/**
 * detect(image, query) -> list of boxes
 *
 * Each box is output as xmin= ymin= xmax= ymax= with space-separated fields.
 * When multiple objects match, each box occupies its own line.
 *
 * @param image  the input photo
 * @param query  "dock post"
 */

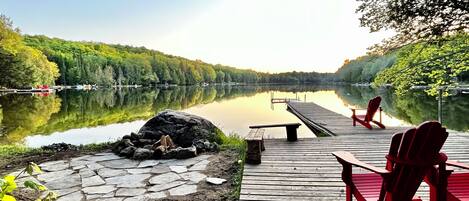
xmin=286 ymin=125 xmax=298 ymax=141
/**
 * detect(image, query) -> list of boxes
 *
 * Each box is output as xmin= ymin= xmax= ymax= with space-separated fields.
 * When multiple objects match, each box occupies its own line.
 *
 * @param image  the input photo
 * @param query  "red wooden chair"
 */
xmin=333 ymin=121 xmax=448 ymax=201
xmin=351 ymin=96 xmax=385 ymax=129
xmin=426 ymin=160 xmax=469 ymax=201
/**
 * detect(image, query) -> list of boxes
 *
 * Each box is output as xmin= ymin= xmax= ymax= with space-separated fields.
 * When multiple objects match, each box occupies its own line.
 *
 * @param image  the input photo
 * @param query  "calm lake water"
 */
xmin=1 ymin=85 xmax=468 ymax=147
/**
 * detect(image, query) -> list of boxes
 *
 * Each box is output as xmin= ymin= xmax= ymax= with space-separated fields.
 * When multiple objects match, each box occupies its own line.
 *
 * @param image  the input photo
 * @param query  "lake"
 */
xmin=1 ymin=85 xmax=468 ymax=147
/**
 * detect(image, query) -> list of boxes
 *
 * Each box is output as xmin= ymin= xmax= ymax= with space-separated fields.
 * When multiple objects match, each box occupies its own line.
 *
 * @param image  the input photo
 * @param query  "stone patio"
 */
xmin=9 ymin=152 xmax=213 ymax=201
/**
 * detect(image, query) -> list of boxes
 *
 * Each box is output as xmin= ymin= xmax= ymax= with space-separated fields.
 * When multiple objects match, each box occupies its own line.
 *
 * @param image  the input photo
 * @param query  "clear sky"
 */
xmin=1 ymin=0 xmax=394 ymax=73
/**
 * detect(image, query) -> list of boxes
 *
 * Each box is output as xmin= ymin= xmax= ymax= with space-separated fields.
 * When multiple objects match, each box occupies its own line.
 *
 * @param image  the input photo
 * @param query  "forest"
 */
xmin=0 ymin=15 xmax=334 ymax=88
xmin=335 ymin=33 xmax=469 ymax=95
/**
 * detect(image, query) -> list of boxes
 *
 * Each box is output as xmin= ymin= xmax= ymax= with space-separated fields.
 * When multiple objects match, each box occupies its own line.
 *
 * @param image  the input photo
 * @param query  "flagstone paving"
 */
xmin=8 ymin=153 xmax=213 ymax=200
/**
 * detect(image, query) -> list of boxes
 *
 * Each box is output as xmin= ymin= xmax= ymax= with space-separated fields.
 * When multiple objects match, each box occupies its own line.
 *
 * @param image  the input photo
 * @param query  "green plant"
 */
xmin=217 ymin=131 xmax=247 ymax=200
xmin=0 ymin=162 xmax=57 ymax=201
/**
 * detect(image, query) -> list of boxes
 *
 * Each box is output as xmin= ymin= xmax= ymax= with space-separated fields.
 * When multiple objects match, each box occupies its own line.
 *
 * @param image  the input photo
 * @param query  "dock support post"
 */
xmin=286 ymin=125 xmax=298 ymax=141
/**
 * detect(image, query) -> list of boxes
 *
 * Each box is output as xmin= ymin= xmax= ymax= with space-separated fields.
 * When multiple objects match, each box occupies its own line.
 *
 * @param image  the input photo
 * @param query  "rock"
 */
xmin=176 ymin=146 xmax=197 ymax=159
xmin=169 ymin=165 xmax=187 ymax=173
xmin=138 ymin=110 xmax=218 ymax=147
xmin=206 ymin=177 xmax=227 ymax=185
xmin=119 ymin=146 xmax=136 ymax=157
xmin=45 ymin=174 xmax=81 ymax=190
xmin=87 ymin=162 xmax=105 ymax=171
xmin=86 ymin=154 xmax=122 ymax=162
xmin=72 ymin=165 xmax=86 ymax=170
xmin=82 ymin=185 xmax=116 ymax=194
xmin=168 ymin=184 xmax=197 ymax=196
xmin=41 ymin=143 xmax=78 ymax=152
xmin=82 ymin=175 xmax=105 ymax=187
xmin=115 ymin=188 xmax=147 ymax=196
xmin=148 ymin=180 xmax=186 ymax=192
xmin=37 ymin=169 xmax=74 ymax=182
xmin=122 ymin=135 xmax=131 ymax=140
xmin=123 ymin=192 xmax=166 ymax=201
xmin=97 ymin=168 xmax=128 ymax=178
xmin=143 ymin=145 xmax=153 ymax=150
xmin=149 ymin=172 xmax=181 ymax=185
xmin=137 ymin=160 xmax=159 ymax=168
xmin=161 ymin=149 xmax=177 ymax=159
xmin=126 ymin=168 xmax=151 ymax=174
xmin=179 ymin=172 xmax=207 ymax=183
xmin=86 ymin=194 xmax=104 ymax=200
xmin=150 ymin=166 xmax=171 ymax=174
xmin=193 ymin=139 xmax=218 ymax=153
xmin=132 ymin=148 xmax=153 ymax=160
xmin=99 ymin=159 xmax=139 ymax=169
xmin=95 ymin=198 xmax=123 ymax=201
xmin=123 ymin=139 xmax=135 ymax=147
xmin=79 ymin=168 xmax=97 ymax=178
xmin=105 ymin=174 xmax=151 ymax=187
xmin=189 ymin=160 xmax=210 ymax=171
xmin=55 ymin=187 xmax=81 ymax=196
xmin=57 ymin=191 xmax=84 ymax=201
xmin=39 ymin=160 xmax=70 ymax=172
xmin=130 ymin=132 xmax=141 ymax=140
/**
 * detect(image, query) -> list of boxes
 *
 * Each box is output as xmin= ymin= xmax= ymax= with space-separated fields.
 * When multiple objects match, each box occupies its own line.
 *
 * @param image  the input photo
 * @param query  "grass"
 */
xmin=0 ymin=145 xmax=44 ymax=158
xmin=215 ymin=128 xmax=247 ymax=200
xmin=0 ymin=142 xmax=115 ymax=158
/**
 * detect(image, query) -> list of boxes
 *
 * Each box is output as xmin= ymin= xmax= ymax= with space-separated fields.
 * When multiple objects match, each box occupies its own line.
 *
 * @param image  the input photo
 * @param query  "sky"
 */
xmin=1 ymin=0 xmax=394 ymax=73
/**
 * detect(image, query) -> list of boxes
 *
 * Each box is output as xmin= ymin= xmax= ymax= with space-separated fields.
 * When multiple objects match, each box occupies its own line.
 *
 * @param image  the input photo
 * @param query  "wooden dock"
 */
xmin=240 ymin=101 xmax=469 ymax=200
xmin=287 ymin=101 xmax=408 ymax=136
xmin=240 ymin=134 xmax=469 ymax=201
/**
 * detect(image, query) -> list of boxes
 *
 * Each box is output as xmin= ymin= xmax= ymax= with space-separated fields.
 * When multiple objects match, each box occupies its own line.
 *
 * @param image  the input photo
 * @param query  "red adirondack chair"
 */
xmin=333 ymin=121 xmax=448 ymax=201
xmin=351 ymin=96 xmax=385 ymax=129
xmin=426 ymin=160 xmax=469 ymax=201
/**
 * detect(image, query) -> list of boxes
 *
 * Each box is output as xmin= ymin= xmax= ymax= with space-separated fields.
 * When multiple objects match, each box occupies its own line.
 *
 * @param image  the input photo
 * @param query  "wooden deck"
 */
xmin=287 ymin=101 xmax=408 ymax=136
xmin=240 ymin=134 xmax=469 ymax=201
xmin=240 ymin=101 xmax=469 ymax=200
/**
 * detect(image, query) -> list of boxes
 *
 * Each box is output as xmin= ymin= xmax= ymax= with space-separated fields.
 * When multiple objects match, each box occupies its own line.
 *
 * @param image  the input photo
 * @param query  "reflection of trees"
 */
xmin=0 ymin=95 xmax=61 ymax=144
xmin=335 ymin=87 xmax=469 ymax=131
xmin=6 ymin=84 xmax=466 ymax=145
xmin=0 ymin=85 xmax=303 ymax=144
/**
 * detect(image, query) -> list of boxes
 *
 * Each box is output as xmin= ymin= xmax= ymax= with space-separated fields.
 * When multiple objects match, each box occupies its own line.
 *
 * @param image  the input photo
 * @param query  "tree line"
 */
xmin=0 ymin=15 xmax=334 ymax=88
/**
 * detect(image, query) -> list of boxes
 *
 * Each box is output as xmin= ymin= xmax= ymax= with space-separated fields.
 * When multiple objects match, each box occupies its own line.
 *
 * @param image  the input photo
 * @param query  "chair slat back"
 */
xmin=384 ymin=121 xmax=448 ymax=200
xmin=365 ymin=96 xmax=381 ymax=122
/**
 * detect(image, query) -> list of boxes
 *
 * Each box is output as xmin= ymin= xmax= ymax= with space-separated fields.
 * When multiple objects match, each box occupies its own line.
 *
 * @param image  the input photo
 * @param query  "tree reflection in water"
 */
xmin=0 ymin=85 xmax=468 ymax=145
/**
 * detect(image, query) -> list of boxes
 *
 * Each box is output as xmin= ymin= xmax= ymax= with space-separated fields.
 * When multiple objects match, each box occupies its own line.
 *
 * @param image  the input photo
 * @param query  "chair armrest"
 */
xmin=332 ymin=151 xmax=390 ymax=175
xmin=447 ymin=160 xmax=469 ymax=169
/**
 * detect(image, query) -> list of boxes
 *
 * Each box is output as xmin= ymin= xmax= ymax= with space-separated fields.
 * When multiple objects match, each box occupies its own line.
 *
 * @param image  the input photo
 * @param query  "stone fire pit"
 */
xmin=113 ymin=110 xmax=220 ymax=160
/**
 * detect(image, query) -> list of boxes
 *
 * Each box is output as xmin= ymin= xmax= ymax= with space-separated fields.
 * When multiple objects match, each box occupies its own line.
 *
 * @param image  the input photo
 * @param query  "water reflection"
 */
xmin=0 ymin=85 xmax=468 ymax=147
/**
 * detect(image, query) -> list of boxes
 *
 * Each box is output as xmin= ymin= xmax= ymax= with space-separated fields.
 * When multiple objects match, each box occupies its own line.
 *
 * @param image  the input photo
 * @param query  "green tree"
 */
xmin=0 ymin=16 xmax=59 ymax=88
xmin=357 ymin=0 xmax=469 ymax=52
